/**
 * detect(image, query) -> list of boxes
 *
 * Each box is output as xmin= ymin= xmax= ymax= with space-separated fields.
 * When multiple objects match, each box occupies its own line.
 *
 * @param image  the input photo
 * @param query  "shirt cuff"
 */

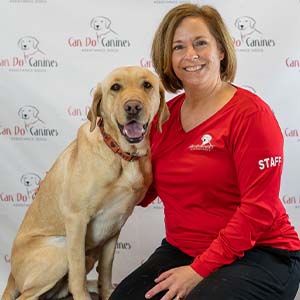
xmin=190 ymin=257 xmax=213 ymax=278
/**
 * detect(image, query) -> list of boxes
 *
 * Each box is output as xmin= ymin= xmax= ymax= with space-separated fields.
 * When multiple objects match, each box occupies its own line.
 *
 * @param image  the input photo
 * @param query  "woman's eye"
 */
xmin=111 ymin=83 xmax=121 ymax=91
xmin=195 ymin=40 xmax=207 ymax=47
xmin=143 ymin=81 xmax=152 ymax=89
xmin=173 ymin=44 xmax=184 ymax=51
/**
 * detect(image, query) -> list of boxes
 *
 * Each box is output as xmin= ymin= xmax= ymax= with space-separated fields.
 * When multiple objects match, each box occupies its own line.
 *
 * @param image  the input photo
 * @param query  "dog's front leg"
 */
xmin=97 ymin=232 xmax=120 ymax=300
xmin=65 ymin=216 xmax=91 ymax=300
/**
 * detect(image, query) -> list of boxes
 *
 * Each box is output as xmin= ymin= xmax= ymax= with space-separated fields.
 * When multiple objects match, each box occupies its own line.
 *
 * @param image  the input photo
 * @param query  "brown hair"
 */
xmin=151 ymin=4 xmax=237 ymax=93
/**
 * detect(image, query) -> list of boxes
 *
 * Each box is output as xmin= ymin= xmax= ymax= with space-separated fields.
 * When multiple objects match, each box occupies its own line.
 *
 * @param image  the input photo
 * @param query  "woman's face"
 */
xmin=171 ymin=17 xmax=224 ymax=90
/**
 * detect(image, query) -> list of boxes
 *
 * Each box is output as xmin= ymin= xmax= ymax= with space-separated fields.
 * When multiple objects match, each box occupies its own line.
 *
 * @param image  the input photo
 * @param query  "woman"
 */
xmin=109 ymin=4 xmax=300 ymax=300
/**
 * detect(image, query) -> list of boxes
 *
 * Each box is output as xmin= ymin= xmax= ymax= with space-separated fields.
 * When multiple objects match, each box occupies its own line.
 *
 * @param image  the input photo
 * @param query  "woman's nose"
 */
xmin=185 ymin=45 xmax=198 ymax=59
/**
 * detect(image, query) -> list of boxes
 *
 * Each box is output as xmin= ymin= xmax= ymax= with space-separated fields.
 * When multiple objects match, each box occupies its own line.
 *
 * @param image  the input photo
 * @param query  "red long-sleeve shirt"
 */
xmin=140 ymin=86 xmax=300 ymax=278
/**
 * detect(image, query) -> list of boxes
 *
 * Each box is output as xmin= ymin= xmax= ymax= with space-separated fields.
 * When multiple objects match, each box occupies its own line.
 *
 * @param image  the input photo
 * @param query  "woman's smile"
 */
xmin=184 ymin=64 xmax=205 ymax=72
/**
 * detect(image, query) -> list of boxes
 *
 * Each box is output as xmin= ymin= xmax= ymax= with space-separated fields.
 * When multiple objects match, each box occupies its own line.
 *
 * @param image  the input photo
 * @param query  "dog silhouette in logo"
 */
xmin=90 ymin=16 xmax=118 ymax=42
xmin=201 ymin=134 xmax=212 ymax=146
xmin=20 ymin=173 xmax=41 ymax=201
xmin=18 ymin=36 xmax=45 ymax=62
xmin=235 ymin=16 xmax=262 ymax=42
xmin=18 ymin=105 xmax=45 ymax=131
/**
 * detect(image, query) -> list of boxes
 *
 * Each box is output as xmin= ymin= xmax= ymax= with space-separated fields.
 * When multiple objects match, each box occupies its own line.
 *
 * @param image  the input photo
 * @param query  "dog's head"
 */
xmin=18 ymin=105 xmax=39 ymax=121
xmin=201 ymin=134 xmax=212 ymax=145
xmin=235 ymin=16 xmax=256 ymax=31
xmin=90 ymin=16 xmax=111 ymax=33
xmin=20 ymin=173 xmax=41 ymax=187
xmin=18 ymin=36 xmax=39 ymax=51
xmin=87 ymin=66 xmax=169 ymax=144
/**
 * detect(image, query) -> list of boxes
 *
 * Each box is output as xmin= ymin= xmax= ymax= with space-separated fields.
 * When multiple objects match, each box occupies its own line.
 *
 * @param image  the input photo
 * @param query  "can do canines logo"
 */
xmin=284 ymin=127 xmax=300 ymax=142
xmin=285 ymin=57 xmax=300 ymax=72
xmin=0 ymin=36 xmax=58 ymax=71
xmin=233 ymin=16 xmax=276 ymax=52
xmin=66 ymin=87 xmax=95 ymax=122
xmin=281 ymin=194 xmax=300 ymax=209
xmin=68 ymin=16 xmax=131 ymax=52
xmin=67 ymin=104 xmax=90 ymax=122
xmin=0 ymin=172 xmax=41 ymax=207
xmin=0 ymin=105 xmax=59 ymax=141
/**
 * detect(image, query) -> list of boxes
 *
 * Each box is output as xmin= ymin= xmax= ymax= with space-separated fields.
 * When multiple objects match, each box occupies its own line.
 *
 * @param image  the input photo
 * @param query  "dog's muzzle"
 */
xmin=117 ymin=100 xmax=148 ymax=143
xmin=117 ymin=120 xmax=148 ymax=144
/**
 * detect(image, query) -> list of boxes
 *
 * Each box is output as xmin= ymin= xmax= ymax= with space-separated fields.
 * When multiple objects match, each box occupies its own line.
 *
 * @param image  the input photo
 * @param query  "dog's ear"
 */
xmin=32 ymin=106 xmax=39 ymax=118
xmin=104 ymin=17 xmax=111 ymax=29
xmin=31 ymin=37 xmax=39 ymax=49
xmin=90 ymin=17 xmax=96 ymax=28
xmin=20 ymin=174 xmax=26 ymax=184
xmin=87 ymin=83 xmax=102 ymax=132
xmin=157 ymin=82 xmax=170 ymax=133
xmin=249 ymin=17 xmax=256 ymax=29
xmin=17 ymin=38 xmax=23 ymax=49
xmin=234 ymin=18 xmax=239 ymax=28
xmin=34 ymin=175 xmax=41 ymax=185
xmin=18 ymin=107 xmax=24 ymax=117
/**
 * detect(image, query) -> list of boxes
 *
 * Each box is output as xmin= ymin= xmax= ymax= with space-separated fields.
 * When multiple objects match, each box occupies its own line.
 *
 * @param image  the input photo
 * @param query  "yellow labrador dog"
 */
xmin=2 ymin=66 xmax=169 ymax=300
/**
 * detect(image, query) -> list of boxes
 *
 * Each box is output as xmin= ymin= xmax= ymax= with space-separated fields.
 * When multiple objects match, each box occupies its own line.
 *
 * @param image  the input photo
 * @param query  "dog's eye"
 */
xmin=143 ymin=81 xmax=152 ymax=89
xmin=111 ymin=83 xmax=122 ymax=91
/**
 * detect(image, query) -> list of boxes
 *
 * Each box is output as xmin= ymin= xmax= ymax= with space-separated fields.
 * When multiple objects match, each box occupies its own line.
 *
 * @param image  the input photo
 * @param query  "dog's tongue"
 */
xmin=124 ymin=122 xmax=144 ymax=138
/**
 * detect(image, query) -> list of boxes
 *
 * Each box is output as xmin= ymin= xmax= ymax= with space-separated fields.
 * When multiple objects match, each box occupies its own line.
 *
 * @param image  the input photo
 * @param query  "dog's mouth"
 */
xmin=117 ymin=120 xmax=148 ymax=144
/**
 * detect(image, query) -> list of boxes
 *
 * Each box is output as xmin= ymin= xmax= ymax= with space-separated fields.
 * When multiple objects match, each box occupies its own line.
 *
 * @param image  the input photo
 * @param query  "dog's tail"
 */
xmin=2 ymin=273 xmax=19 ymax=300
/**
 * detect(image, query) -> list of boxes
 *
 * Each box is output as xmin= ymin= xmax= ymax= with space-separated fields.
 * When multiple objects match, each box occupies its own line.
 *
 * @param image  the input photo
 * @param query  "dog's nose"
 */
xmin=124 ymin=100 xmax=143 ymax=116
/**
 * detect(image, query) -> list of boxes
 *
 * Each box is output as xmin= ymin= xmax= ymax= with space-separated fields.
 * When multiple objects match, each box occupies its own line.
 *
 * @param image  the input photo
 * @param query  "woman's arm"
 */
xmin=191 ymin=109 xmax=284 ymax=277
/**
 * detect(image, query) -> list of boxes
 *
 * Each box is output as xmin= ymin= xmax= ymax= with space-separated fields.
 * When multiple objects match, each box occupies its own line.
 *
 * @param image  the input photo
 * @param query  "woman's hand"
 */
xmin=145 ymin=265 xmax=203 ymax=300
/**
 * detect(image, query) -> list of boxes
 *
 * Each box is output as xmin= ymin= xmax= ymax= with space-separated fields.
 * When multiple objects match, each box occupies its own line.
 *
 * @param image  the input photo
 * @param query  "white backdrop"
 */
xmin=1 ymin=0 xmax=300 ymax=298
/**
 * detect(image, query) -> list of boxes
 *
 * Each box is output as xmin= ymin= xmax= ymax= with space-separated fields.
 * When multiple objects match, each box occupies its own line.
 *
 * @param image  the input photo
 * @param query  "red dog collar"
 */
xmin=98 ymin=118 xmax=146 ymax=162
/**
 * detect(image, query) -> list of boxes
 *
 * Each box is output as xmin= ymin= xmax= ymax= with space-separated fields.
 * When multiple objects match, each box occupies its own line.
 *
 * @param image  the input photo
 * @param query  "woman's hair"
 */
xmin=151 ymin=3 xmax=237 ymax=93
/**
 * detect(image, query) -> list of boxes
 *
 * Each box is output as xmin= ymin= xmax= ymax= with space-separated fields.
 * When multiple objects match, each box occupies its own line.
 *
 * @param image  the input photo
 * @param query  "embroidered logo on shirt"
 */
xmin=189 ymin=134 xmax=214 ymax=151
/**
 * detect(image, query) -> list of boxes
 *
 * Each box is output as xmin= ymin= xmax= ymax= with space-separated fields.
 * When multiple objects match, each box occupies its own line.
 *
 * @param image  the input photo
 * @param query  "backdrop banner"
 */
xmin=1 ymin=0 xmax=299 ymax=298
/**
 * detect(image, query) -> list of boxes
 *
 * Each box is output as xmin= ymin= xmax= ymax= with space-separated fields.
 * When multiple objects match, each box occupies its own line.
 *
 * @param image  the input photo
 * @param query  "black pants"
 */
xmin=109 ymin=239 xmax=300 ymax=300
